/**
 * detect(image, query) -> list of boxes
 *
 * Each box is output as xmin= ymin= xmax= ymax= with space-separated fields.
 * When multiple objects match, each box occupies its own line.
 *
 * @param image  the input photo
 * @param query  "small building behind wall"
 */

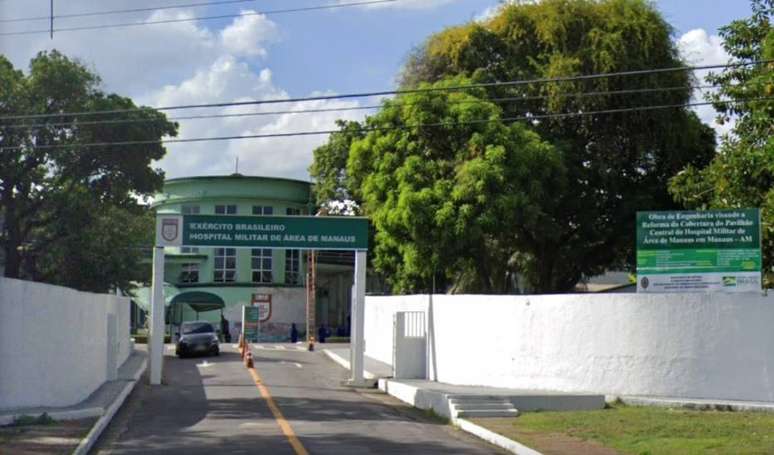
xmin=142 ymin=174 xmax=355 ymax=341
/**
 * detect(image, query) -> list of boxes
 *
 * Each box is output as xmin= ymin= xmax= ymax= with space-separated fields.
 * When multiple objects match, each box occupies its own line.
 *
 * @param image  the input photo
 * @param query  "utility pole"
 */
xmin=49 ymin=0 xmax=54 ymax=39
xmin=306 ymin=250 xmax=316 ymax=351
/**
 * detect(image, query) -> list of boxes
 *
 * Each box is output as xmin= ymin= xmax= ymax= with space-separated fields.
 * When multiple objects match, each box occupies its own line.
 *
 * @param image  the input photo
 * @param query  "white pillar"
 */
xmin=350 ymin=250 xmax=367 ymax=385
xmin=149 ymin=246 xmax=165 ymax=385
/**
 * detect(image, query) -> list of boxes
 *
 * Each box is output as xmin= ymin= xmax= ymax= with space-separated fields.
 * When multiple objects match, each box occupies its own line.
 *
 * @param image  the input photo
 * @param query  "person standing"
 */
xmin=290 ymin=323 xmax=299 ymax=343
xmin=220 ymin=314 xmax=231 ymax=343
xmin=317 ymin=324 xmax=328 ymax=343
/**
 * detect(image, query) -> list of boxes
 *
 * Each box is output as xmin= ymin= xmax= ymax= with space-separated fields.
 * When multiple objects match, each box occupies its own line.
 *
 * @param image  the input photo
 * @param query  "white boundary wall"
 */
xmin=0 ymin=277 xmax=131 ymax=410
xmin=365 ymin=293 xmax=774 ymax=402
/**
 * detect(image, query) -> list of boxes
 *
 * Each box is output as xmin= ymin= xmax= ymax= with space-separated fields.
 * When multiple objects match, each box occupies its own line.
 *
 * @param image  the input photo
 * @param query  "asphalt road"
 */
xmin=92 ymin=344 xmax=501 ymax=454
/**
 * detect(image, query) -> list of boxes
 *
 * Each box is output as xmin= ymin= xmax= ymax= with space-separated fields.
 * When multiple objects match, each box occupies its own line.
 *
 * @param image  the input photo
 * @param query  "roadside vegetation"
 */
xmin=310 ymin=0 xmax=773 ymax=293
xmin=475 ymin=404 xmax=774 ymax=454
xmin=0 ymin=51 xmax=177 ymax=292
xmin=0 ymin=415 xmax=93 ymax=454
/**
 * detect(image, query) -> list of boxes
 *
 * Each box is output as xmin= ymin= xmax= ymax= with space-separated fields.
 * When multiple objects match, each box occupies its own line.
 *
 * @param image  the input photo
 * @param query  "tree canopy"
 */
xmin=311 ymin=0 xmax=716 ymax=293
xmin=348 ymin=79 xmax=566 ymax=293
xmin=0 ymin=50 xmax=176 ymax=292
xmin=670 ymin=0 xmax=773 ymax=287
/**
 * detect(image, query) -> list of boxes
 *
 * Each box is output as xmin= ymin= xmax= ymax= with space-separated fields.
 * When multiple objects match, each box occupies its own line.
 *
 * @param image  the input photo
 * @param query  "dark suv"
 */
xmin=176 ymin=321 xmax=220 ymax=358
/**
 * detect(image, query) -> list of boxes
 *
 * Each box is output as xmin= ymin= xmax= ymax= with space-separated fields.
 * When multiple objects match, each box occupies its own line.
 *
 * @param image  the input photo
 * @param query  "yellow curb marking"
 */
xmin=248 ymin=367 xmax=309 ymax=455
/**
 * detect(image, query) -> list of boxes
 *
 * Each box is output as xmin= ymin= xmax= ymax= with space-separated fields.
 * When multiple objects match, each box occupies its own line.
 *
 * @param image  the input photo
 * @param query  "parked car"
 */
xmin=176 ymin=321 xmax=220 ymax=358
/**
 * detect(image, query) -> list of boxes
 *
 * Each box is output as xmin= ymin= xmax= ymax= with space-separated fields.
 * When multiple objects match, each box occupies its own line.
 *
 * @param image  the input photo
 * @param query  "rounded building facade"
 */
xmin=152 ymin=174 xmax=316 ymax=341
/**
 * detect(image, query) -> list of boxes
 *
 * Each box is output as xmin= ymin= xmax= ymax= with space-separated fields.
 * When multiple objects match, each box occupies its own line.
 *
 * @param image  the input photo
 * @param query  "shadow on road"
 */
xmin=93 ymin=348 xmax=496 ymax=454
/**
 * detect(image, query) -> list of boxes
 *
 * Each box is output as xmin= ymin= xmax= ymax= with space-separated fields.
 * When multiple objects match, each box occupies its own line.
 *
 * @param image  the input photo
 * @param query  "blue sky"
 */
xmin=256 ymin=0 xmax=752 ymax=97
xmin=0 ymin=0 xmax=755 ymax=179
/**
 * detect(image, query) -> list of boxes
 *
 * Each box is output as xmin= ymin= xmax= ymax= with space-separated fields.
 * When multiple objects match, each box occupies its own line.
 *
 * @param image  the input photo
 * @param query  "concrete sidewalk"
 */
xmin=321 ymin=346 xmax=604 ymax=454
xmin=379 ymin=379 xmax=605 ymax=420
xmin=0 ymin=348 xmax=147 ymax=426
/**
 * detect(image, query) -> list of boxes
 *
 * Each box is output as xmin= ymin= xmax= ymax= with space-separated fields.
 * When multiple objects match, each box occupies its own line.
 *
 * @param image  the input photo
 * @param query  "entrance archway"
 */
xmin=150 ymin=213 xmax=369 ymax=387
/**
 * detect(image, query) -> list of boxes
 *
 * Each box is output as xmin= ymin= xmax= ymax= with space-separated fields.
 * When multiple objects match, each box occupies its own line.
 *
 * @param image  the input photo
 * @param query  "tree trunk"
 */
xmin=2 ymin=200 xmax=22 ymax=279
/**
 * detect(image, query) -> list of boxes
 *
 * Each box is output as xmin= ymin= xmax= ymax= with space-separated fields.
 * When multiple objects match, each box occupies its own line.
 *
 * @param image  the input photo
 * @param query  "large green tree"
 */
xmin=345 ymin=79 xmax=565 ymax=293
xmin=0 ymin=51 xmax=176 ymax=292
xmin=312 ymin=0 xmax=716 ymax=292
xmin=670 ymin=0 xmax=773 ymax=287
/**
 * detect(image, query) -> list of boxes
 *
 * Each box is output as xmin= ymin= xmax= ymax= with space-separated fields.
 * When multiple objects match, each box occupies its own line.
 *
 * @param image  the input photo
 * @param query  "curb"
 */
xmin=72 ymin=358 xmax=147 ymax=455
xmin=321 ymin=349 xmax=377 ymax=380
xmin=456 ymin=418 xmax=543 ymax=455
xmin=616 ymin=395 xmax=774 ymax=413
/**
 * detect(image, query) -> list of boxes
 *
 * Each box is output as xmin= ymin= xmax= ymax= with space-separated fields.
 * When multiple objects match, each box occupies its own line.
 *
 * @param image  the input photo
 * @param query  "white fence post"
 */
xmin=149 ymin=246 xmax=165 ymax=385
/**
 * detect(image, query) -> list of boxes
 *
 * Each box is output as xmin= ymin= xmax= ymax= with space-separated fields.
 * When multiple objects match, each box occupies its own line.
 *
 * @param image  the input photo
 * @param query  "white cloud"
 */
xmin=678 ymin=29 xmax=729 ymax=67
xmin=676 ymin=28 xmax=733 ymax=137
xmin=219 ymin=11 xmax=278 ymax=58
xmin=226 ymin=96 xmax=367 ymax=179
xmin=0 ymin=1 xmax=370 ymax=181
xmin=0 ymin=8 xmax=221 ymax=97
xmin=475 ymin=0 xmax=531 ymax=22
xmin=141 ymin=56 xmax=369 ymax=181
xmin=340 ymin=0 xmax=456 ymax=9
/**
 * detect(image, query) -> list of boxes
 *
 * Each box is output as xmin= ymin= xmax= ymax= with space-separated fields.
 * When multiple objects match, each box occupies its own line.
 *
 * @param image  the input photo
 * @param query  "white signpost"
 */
xmin=150 ymin=214 xmax=369 ymax=386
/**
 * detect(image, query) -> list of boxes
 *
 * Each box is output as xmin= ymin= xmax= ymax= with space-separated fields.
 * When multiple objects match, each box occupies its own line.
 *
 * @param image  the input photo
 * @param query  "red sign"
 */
xmin=251 ymin=293 xmax=272 ymax=322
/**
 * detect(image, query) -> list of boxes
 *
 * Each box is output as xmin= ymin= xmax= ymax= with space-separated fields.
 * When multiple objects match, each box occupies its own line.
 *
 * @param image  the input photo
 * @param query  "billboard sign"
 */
xmin=242 ymin=306 xmax=260 ymax=343
xmin=636 ymin=209 xmax=761 ymax=293
xmin=157 ymin=214 xmax=368 ymax=250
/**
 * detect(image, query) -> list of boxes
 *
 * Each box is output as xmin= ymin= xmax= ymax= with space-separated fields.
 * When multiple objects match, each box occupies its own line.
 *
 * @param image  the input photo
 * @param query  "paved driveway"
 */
xmin=92 ymin=344 xmax=500 ymax=454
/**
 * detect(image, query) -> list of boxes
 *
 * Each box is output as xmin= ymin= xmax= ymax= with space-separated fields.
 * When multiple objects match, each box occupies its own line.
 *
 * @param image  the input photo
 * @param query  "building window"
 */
xmin=181 ymin=205 xmax=200 ymax=253
xmin=251 ymin=249 xmax=273 ymax=283
xmin=286 ymin=207 xmax=301 ymax=216
xmin=182 ymin=205 xmax=200 ymax=215
xmin=215 ymin=204 xmax=237 ymax=215
xmin=252 ymin=206 xmax=273 ymax=215
xmin=214 ymin=248 xmax=236 ymax=282
xmin=285 ymin=249 xmax=301 ymax=285
xmin=179 ymin=263 xmax=199 ymax=283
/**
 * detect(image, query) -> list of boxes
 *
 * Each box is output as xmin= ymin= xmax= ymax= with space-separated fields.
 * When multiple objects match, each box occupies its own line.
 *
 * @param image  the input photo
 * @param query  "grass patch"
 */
xmin=323 ymin=337 xmax=350 ymax=344
xmin=131 ymin=335 xmax=171 ymax=344
xmin=9 ymin=413 xmax=56 ymax=427
xmin=474 ymin=404 xmax=774 ymax=454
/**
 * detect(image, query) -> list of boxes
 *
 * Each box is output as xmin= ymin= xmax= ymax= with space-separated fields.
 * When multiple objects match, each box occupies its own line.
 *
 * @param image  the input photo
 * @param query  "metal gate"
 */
xmin=393 ymin=311 xmax=427 ymax=379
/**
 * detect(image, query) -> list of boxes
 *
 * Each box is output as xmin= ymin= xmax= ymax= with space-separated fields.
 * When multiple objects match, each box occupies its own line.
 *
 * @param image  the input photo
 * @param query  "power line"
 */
xmin=1 ymin=60 xmax=768 ymax=122
xmin=0 ymin=0 xmax=398 ymax=36
xmin=2 ymin=97 xmax=770 ymax=152
xmin=2 ymin=84 xmax=720 ymax=130
xmin=0 ymin=0 xmax=257 ymax=23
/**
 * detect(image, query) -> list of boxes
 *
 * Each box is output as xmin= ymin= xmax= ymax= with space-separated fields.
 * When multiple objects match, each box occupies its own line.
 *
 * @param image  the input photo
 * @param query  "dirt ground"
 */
xmin=472 ymin=418 xmax=621 ymax=455
xmin=0 ymin=418 xmax=95 ymax=455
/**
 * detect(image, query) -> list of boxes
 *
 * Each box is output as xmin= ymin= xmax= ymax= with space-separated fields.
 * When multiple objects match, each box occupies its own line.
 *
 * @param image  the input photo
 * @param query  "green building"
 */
xmin=135 ymin=174 xmax=355 ymax=341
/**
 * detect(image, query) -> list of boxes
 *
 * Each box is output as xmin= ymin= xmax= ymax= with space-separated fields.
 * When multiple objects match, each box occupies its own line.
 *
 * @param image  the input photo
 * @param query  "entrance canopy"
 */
xmin=131 ymin=282 xmax=179 ymax=312
xmin=170 ymin=291 xmax=225 ymax=313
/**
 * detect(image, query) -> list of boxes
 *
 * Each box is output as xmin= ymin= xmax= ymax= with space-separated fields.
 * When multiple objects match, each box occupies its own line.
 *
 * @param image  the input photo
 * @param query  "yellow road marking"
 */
xmin=248 ymin=367 xmax=309 ymax=455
